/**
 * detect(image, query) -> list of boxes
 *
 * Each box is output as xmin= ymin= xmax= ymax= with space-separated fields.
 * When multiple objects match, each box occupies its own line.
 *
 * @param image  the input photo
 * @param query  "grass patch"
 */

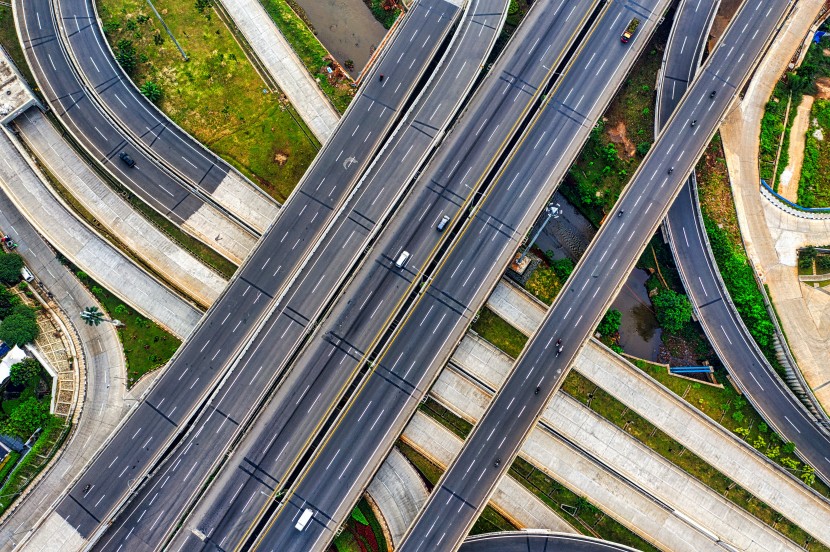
xmin=362 ymin=0 xmax=401 ymax=29
xmin=562 ymin=370 xmax=828 ymax=549
xmin=0 ymin=7 xmax=37 ymax=90
xmin=395 ymin=441 xmax=512 ymax=536
xmin=67 ymin=263 xmax=181 ymax=385
xmin=329 ymin=497 xmax=388 ymax=552
xmin=257 ymin=0 xmax=354 ymax=112
xmin=0 ymin=419 xmax=68 ymax=516
xmin=471 ymin=308 xmax=527 ymax=358
xmin=524 ymin=261 xmax=564 ymax=305
xmin=798 ymin=98 xmax=830 ymax=207
xmin=419 ymin=396 xmax=473 ymax=439
xmin=560 ymin=17 xmax=670 ymax=226
xmin=509 ymin=456 xmax=659 ymax=551
xmin=97 ymin=0 xmax=318 ymax=202
xmin=629 ymin=358 xmax=830 ymax=498
xmin=758 ymin=82 xmax=796 ymax=188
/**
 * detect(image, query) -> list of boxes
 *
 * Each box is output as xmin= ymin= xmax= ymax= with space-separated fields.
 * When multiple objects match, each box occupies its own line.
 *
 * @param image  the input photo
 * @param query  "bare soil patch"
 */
xmin=816 ymin=76 xmax=830 ymax=99
xmin=607 ymin=121 xmax=636 ymax=158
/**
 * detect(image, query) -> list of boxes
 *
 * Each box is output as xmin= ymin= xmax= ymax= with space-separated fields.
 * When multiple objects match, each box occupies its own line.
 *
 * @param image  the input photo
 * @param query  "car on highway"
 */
xmin=437 ymin=215 xmax=450 ymax=231
xmin=621 ymin=18 xmax=640 ymax=43
xmin=395 ymin=250 xmax=411 ymax=268
xmin=118 ymin=151 xmax=136 ymax=167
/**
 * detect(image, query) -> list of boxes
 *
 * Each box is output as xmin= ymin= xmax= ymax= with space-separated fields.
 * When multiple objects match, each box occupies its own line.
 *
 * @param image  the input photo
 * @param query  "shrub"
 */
xmin=652 ymin=288 xmax=692 ymax=334
xmin=3 ymin=397 xmax=51 ymax=440
xmin=552 ymin=258 xmax=575 ymax=282
xmin=0 ymin=287 xmax=18 ymax=319
xmin=0 ymin=253 xmax=23 ymax=285
xmin=10 ymin=358 xmax=41 ymax=387
xmin=140 ymin=81 xmax=163 ymax=103
xmin=115 ymin=39 xmax=137 ymax=74
xmin=597 ymin=309 xmax=622 ymax=336
xmin=0 ymin=305 xmax=39 ymax=346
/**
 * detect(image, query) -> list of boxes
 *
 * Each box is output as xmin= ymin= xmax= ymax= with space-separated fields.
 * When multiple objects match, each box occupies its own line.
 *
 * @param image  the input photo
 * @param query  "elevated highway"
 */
xmin=396 ymin=1 xmax=802 ymax=550
xmin=18 ymin=1 xmax=461 ymax=548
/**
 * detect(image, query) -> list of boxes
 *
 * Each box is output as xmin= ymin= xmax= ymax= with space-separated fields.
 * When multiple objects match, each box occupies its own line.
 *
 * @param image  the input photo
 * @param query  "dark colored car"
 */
xmin=119 ymin=151 xmax=136 ymax=167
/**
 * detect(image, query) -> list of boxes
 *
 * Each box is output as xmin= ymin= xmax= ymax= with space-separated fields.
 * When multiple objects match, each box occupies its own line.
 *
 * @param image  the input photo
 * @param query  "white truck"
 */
xmin=295 ymin=508 xmax=314 ymax=531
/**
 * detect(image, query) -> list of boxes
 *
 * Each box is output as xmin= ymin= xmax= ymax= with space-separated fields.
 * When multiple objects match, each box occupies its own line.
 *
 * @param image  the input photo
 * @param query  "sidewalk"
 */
xmin=0 ymin=127 xmax=203 ymax=340
xmin=718 ymin=0 xmax=830 ymax=408
xmin=15 ymin=109 xmax=227 ymax=309
xmin=219 ymin=0 xmax=340 ymax=142
xmin=0 ymin=186 xmax=132 ymax=552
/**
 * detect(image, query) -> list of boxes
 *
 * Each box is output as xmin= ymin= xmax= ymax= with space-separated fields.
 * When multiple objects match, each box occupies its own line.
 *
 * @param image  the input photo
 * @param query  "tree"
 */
xmin=552 ymin=258 xmax=575 ymax=281
xmin=0 ymin=306 xmax=39 ymax=346
xmin=115 ymin=39 xmax=137 ymax=74
xmin=652 ymin=289 xmax=692 ymax=334
xmin=0 ymin=253 xmax=24 ymax=285
xmin=81 ymin=306 xmax=104 ymax=327
xmin=140 ymin=81 xmax=162 ymax=103
xmin=0 ymin=286 xmax=18 ymax=319
xmin=799 ymin=246 xmax=817 ymax=270
xmin=3 ymin=397 xmax=51 ymax=439
xmin=10 ymin=357 xmax=41 ymax=387
xmin=597 ymin=309 xmax=622 ymax=336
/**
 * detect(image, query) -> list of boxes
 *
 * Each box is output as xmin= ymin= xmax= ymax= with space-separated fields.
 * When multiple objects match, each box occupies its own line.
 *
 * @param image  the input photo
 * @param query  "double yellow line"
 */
xmin=239 ymin=0 xmax=606 ymax=549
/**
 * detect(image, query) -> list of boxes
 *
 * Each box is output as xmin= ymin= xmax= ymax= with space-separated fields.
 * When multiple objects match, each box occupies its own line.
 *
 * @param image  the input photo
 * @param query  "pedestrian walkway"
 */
xmin=718 ymin=0 xmax=830 ymax=409
xmin=400 ymin=412 xmax=575 ymax=534
xmin=15 ymin=109 xmax=227 ymax=309
xmin=432 ymin=362 xmax=803 ymax=551
xmin=0 ymin=186 xmax=131 ymax=552
xmin=367 ymin=447 xmax=429 ymax=547
xmin=218 ymin=0 xmax=340 ymax=142
xmin=0 ymin=127 xmax=202 ymax=339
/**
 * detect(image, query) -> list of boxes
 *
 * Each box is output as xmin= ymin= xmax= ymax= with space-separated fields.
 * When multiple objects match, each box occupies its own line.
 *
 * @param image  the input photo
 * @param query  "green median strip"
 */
xmin=471 ymin=308 xmax=528 ymax=358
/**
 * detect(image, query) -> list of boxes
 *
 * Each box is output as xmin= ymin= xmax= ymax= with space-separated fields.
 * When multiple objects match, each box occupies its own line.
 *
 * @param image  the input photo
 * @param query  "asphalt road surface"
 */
xmin=245 ymin=1 xmax=669 ymax=550
xmin=396 ymin=1 xmax=793 ymax=550
xmin=161 ymin=0 xmax=592 ymax=548
xmin=460 ymin=531 xmax=641 ymax=552
xmin=36 ymin=0 xmax=459 ymax=546
xmin=16 ymin=0 xmax=248 ymax=242
xmin=661 ymin=0 xmax=830 ymax=484
xmin=85 ymin=0 xmax=510 ymax=549
xmin=54 ymin=0 xmax=273 ymax=231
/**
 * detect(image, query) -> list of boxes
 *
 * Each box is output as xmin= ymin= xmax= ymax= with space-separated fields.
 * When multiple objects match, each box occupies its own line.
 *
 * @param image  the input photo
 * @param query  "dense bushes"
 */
xmin=0 ymin=303 xmax=39 ymax=346
xmin=652 ymin=289 xmax=692 ymax=334
xmin=0 ymin=253 xmax=23 ymax=285
xmin=704 ymin=216 xmax=779 ymax=372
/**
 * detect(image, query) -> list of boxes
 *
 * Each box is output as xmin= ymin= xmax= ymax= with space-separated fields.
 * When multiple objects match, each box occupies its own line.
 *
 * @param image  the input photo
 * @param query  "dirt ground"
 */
xmin=708 ymin=0 xmax=744 ymax=49
xmin=779 ymin=94 xmax=814 ymax=202
xmin=607 ymin=121 xmax=636 ymax=158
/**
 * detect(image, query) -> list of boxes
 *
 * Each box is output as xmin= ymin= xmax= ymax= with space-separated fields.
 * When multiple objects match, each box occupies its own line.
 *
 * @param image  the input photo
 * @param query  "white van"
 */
xmin=295 ymin=508 xmax=314 ymax=531
xmin=395 ymin=250 xmax=410 ymax=268
xmin=20 ymin=266 xmax=34 ymax=283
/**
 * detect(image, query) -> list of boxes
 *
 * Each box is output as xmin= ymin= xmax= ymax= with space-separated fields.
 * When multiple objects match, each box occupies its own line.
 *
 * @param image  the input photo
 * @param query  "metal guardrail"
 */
xmin=761 ymin=179 xmax=830 ymax=214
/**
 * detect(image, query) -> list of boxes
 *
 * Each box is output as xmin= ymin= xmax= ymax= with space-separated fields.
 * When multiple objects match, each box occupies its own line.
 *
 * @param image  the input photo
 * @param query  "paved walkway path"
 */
xmin=15 ymin=109 xmax=227 ymax=309
xmin=0 ymin=127 xmax=202 ymax=339
xmin=476 ymin=278 xmax=830 ymax=544
xmin=0 ymin=185 xmax=135 ymax=552
xmin=219 ymin=0 xmax=340 ymax=142
xmin=718 ymin=0 xmax=830 ymax=408
xmin=367 ymin=448 xmax=429 ymax=548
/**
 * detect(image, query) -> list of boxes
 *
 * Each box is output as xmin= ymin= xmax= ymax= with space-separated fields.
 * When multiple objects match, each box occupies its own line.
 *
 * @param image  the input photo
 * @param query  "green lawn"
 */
xmin=97 ymin=0 xmax=318 ymax=202
xmin=419 ymin=397 xmax=473 ymax=439
xmin=0 ymin=7 xmax=37 ymax=89
xmin=257 ymin=0 xmax=354 ymax=112
xmin=563 ymin=370 xmax=827 ymax=549
xmin=524 ymin=263 xmax=563 ymax=305
xmin=471 ymin=308 xmax=527 ymax=358
xmin=70 ymin=266 xmax=181 ymax=386
xmin=798 ymin=98 xmax=830 ymax=207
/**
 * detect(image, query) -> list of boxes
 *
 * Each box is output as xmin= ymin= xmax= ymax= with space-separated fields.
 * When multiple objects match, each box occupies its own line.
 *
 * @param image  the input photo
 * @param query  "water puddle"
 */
xmin=292 ymin=0 xmax=388 ymax=76
xmin=612 ymin=268 xmax=662 ymax=361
